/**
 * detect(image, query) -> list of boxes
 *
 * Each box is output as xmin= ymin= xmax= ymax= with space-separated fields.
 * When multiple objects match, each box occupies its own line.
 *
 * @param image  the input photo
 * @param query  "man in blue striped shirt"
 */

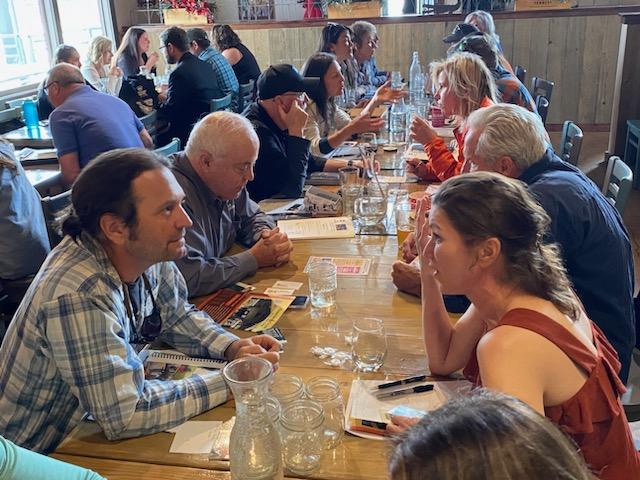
xmin=0 ymin=148 xmax=280 ymax=453
xmin=187 ymin=28 xmax=240 ymax=111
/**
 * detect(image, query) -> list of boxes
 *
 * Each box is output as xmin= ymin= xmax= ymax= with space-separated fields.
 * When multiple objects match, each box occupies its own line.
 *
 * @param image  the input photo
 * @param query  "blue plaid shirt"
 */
xmin=0 ymin=233 xmax=238 ymax=453
xmin=199 ymin=47 xmax=240 ymax=110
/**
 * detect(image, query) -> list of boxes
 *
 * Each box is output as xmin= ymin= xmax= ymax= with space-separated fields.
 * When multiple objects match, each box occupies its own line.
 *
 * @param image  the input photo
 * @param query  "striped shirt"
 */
xmin=0 ymin=233 xmax=238 ymax=453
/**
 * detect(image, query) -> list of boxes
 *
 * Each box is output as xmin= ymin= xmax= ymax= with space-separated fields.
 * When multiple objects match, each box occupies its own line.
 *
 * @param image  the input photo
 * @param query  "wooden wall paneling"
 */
xmin=495 ymin=18 xmax=516 ymax=69
xmin=545 ymin=16 xmax=569 ymax=124
xmin=427 ymin=21 xmax=449 ymax=62
xmin=298 ymin=26 xmax=323 ymax=70
xmin=509 ymin=18 xmax=533 ymax=72
xmin=596 ymin=16 xmax=622 ymax=124
xmin=251 ymin=28 xmax=272 ymax=70
xmin=526 ymin=18 xmax=551 ymax=91
xmin=281 ymin=27 xmax=303 ymax=68
xmin=578 ymin=15 xmax=607 ymax=122
xmin=559 ymin=15 xmax=587 ymax=124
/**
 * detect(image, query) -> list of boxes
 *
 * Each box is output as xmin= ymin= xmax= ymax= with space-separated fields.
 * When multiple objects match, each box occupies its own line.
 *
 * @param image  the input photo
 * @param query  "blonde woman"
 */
xmin=389 ymin=390 xmax=595 ymax=480
xmin=81 ymin=36 xmax=122 ymax=96
xmin=407 ymin=52 xmax=497 ymax=182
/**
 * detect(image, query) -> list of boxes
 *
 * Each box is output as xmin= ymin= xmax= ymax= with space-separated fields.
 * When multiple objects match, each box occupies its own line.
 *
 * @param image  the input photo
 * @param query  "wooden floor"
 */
xmin=548 ymin=131 xmax=640 ymax=290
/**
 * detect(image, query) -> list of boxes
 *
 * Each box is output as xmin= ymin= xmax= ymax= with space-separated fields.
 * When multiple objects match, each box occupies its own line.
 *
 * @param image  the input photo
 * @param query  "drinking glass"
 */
xmin=305 ymin=377 xmax=345 ymax=449
xmin=352 ymin=317 xmax=387 ymax=372
xmin=391 ymin=71 xmax=403 ymax=89
xmin=280 ymin=400 xmax=325 ymax=475
xmin=308 ymin=261 xmax=338 ymax=309
xmin=270 ymin=373 xmax=305 ymax=407
xmin=395 ymin=201 xmax=413 ymax=250
xmin=354 ymin=195 xmax=386 ymax=227
xmin=361 ymin=132 xmax=377 ymax=154
xmin=339 ymin=166 xmax=362 ymax=218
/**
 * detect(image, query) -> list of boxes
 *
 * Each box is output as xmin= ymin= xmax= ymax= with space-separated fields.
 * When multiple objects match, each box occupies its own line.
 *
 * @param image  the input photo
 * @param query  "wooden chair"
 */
xmin=236 ymin=80 xmax=255 ymax=113
xmin=41 ymin=190 xmax=73 ymax=248
xmin=515 ymin=65 xmax=526 ymax=84
xmin=602 ymin=155 xmax=633 ymax=215
xmin=154 ymin=137 xmax=181 ymax=157
xmin=559 ymin=121 xmax=584 ymax=167
xmin=535 ymin=95 xmax=550 ymax=125
xmin=531 ymin=76 xmax=554 ymax=102
xmin=210 ymin=93 xmax=233 ymax=113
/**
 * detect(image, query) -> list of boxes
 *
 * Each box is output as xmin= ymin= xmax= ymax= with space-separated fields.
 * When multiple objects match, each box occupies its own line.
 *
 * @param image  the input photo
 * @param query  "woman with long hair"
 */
xmin=212 ymin=25 xmax=260 ymax=85
xmin=390 ymin=390 xmax=595 ymax=480
xmin=407 ymin=52 xmax=497 ymax=182
xmin=301 ymin=52 xmax=403 ymax=157
xmin=113 ymin=27 xmax=159 ymax=77
xmin=318 ymin=22 xmax=357 ymax=92
xmin=392 ymin=171 xmax=640 ymax=478
xmin=81 ymin=36 xmax=122 ymax=96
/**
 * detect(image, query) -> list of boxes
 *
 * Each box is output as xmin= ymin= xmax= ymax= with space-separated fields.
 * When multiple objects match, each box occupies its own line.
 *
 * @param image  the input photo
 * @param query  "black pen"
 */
xmin=376 ymin=384 xmax=434 ymax=400
xmin=377 ymin=375 xmax=427 ymax=390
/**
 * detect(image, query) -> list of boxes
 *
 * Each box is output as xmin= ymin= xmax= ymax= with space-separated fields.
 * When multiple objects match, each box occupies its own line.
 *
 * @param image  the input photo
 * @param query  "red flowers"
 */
xmin=167 ymin=0 xmax=214 ymax=22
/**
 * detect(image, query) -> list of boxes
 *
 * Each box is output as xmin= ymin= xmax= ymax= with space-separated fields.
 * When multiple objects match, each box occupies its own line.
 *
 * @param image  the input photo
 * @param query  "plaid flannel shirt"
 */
xmin=199 ymin=47 xmax=240 ymax=110
xmin=0 ymin=233 xmax=238 ymax=453
xmin=494 ymin=66 xmax=537 ymax=113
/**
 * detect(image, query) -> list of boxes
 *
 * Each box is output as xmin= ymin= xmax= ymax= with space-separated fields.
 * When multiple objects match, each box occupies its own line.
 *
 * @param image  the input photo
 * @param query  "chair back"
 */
xmin=140 ymin=110 xmax=158 ymax=133
xmin=535 ymin=95 xmax=550 ymax=125
xmin=559 ymin=120 xmax=584 ymax=166
xmin=531 ymin=76 xmax=554 ymax=102
xmin=515 ymin=65 xmax=526 ymax=84
xmin=154 ymin=137 xmax=181 ymax=157
xmin=41 ymin=190 xmax=73 ymax=248
xmin=236 ymin=80 xmax=255 ymax=113
xmin=210 ymin=93 xmax=233 ymax=113
xmin=603 ymin=155 xmax=633 ymax=215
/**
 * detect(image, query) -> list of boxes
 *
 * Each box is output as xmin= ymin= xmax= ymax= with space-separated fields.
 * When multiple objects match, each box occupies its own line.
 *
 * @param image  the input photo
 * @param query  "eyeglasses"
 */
xmin=124 ymin=273 xmax=163 ymax=345
xmin=43 ymin=80 xmax=84 ymax=94
xmin=43 ymin=81 xmax=58 ymax=94
xmin=281 ymin=92 xmax=306 ymax=102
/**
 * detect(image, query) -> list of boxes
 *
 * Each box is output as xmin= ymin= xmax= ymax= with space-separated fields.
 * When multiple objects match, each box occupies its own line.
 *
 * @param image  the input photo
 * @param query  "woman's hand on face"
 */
xmin=146 ymin=52 xmax=159 ymax=69
xmin=410 ymin=116 xmax=437 ymax=146
xmin=414 ymin=198 xmax=435 ymax=277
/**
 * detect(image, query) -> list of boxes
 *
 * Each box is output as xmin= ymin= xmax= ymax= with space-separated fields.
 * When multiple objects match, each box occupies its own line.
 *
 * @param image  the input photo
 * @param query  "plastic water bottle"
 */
xmin=409 ymin=51 xmax=423 ymax=105
xmin=22 ymin=99 xmax=39 ymax=129
xmin=390 ymin=98 xmax=407 ymax=143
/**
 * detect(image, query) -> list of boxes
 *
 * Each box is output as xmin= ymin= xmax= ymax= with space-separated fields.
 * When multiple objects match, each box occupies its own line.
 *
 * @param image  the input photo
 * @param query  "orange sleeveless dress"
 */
xmin=463 ymin=308 xmax=640 ymax=479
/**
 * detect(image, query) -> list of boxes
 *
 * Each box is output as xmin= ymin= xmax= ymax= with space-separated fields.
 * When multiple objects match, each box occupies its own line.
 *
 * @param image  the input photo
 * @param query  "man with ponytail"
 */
xmin=392 ymin=104 xmax=634 ymax=384
xmin=0 ymin=148 xmax=281 ymax=453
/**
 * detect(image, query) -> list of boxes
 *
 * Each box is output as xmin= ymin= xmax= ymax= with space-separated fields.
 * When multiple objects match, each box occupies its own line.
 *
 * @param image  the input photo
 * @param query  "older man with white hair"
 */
xmin=392 ymin=104 xmax=635 ymax=382
xmin=171 ymin=112 xmax=293 ymax=296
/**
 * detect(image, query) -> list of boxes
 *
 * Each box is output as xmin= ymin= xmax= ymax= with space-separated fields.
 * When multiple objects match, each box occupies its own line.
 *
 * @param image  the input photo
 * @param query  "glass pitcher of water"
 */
xmin=223 ymin=357 xmax=283 ymax=480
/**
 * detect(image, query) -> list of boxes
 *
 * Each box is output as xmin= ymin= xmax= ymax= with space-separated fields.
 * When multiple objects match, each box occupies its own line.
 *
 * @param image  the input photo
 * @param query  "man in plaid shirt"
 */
xmin=0 ymin=149 xmax=280 ymax=453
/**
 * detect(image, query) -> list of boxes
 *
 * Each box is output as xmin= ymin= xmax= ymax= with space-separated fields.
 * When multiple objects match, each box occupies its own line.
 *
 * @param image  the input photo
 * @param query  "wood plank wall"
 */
xmin=143 ymin=11 xmax=623 ymax=126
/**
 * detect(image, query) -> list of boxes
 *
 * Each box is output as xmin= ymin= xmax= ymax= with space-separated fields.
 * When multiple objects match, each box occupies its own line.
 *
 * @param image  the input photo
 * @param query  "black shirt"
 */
xmin=232 ymin=44 xmax=261 ymax=85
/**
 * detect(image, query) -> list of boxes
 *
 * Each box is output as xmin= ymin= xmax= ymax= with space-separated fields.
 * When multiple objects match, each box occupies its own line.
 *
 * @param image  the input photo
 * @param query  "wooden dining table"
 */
xmin=54 ymin=151 xmax=439 ymax=480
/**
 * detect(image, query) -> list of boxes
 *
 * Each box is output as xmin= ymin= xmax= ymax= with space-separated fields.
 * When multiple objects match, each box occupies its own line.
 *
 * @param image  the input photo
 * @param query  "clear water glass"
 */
xmin=308 ymin=261 xmax=338 ymax=309
xmin=280 ymin=400 xmax=325 ymax=475
xmin=391 ymin=71 xmax=402 ymax=89
xmin=339 ymin=166 xmax=362 ymax=218
xmin=269 ymin=373 xmax=305 ymax=407
xmin=395 ymin=201 xmax=413 ymax=249
xmin=352 ymin=317 xmax=387 ymax=372
xmin=305 ymin=377 xmax=345 ymax=449
xmin=361 ymin=132 xmax=378 ymax=154
xmin=354 ymin=196 xmax=387 ymax=227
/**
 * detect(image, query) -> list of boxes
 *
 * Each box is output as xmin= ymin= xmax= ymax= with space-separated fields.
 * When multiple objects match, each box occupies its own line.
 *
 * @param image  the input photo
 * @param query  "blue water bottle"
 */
xmin=22 ymin=99 xmax=39 ymax=129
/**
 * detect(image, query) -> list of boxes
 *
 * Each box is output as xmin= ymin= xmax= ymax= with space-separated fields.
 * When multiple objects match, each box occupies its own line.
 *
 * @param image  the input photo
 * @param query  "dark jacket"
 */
xmin=520 ymin=149 xmax=635 ymax=382
xmin=243 ymin=102 xmax=325 ymax=202
xmin=158 ymin=52 xmax=219 ymax=146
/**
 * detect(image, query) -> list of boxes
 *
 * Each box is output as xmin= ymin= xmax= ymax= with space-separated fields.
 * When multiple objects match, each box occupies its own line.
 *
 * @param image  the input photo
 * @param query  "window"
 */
xmin=0 ymin=0 xmax=113 ymax=95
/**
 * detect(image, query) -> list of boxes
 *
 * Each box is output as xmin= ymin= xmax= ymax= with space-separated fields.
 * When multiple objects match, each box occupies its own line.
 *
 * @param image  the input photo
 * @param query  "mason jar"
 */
xmin=305 ymin=376 xmax=345 ymax=449
xmin=269 ymin=373 xmax=305 ymax=407
xmin=280 ymin=399 xmax=324 ymax=475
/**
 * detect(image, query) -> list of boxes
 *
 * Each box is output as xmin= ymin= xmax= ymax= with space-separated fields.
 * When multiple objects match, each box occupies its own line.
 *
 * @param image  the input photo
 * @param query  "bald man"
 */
xmin=46 ymin=63 xmax=152 ymax=185
xmin=171 ymin=112 xmax=293 ymax=296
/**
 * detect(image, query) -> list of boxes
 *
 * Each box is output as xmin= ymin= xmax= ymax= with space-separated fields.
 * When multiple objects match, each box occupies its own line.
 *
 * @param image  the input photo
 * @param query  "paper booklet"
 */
xmin=197 ymin=289 xmax=294 ymax=333
xmin=345 ymin=379 xmax=472 ymax=440
xmin=277 ymin=216 xmax=355 ymax=240
xmin=139 ymin=348 xmax=226 ymax=381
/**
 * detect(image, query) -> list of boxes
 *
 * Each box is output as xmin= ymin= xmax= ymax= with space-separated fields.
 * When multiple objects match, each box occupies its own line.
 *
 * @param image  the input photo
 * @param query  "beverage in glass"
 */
xmin=308 ymin=261 xmax=337 ymax=309
xmin=352 ymin=317 xmax=387 ymax=372
xmin=390 ymin=71 xmax=402 ymax=89
xmin=395 ymin=201 xmax=413 ymax=248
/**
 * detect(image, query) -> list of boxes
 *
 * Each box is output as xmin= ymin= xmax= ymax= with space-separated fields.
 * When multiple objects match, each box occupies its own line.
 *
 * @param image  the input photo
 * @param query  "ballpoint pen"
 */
xmin=377 ymin=375 xmax=427 ymax=390
xmin=375 ymin=384 xmax=434 ymax=400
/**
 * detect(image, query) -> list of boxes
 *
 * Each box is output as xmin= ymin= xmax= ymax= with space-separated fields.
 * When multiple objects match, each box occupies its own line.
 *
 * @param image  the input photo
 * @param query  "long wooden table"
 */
xmin=55 ymin=170 xmax=431 ymax=479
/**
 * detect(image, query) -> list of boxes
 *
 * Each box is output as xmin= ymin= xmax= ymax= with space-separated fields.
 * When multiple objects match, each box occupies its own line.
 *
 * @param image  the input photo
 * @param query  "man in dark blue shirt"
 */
xmin=392 ymin=104 xmax=635 ymax=381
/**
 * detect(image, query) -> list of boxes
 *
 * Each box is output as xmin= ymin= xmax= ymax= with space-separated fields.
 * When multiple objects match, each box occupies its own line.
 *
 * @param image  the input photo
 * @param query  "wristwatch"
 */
xmin=347 ymin=159 xmax=354 ymax=167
